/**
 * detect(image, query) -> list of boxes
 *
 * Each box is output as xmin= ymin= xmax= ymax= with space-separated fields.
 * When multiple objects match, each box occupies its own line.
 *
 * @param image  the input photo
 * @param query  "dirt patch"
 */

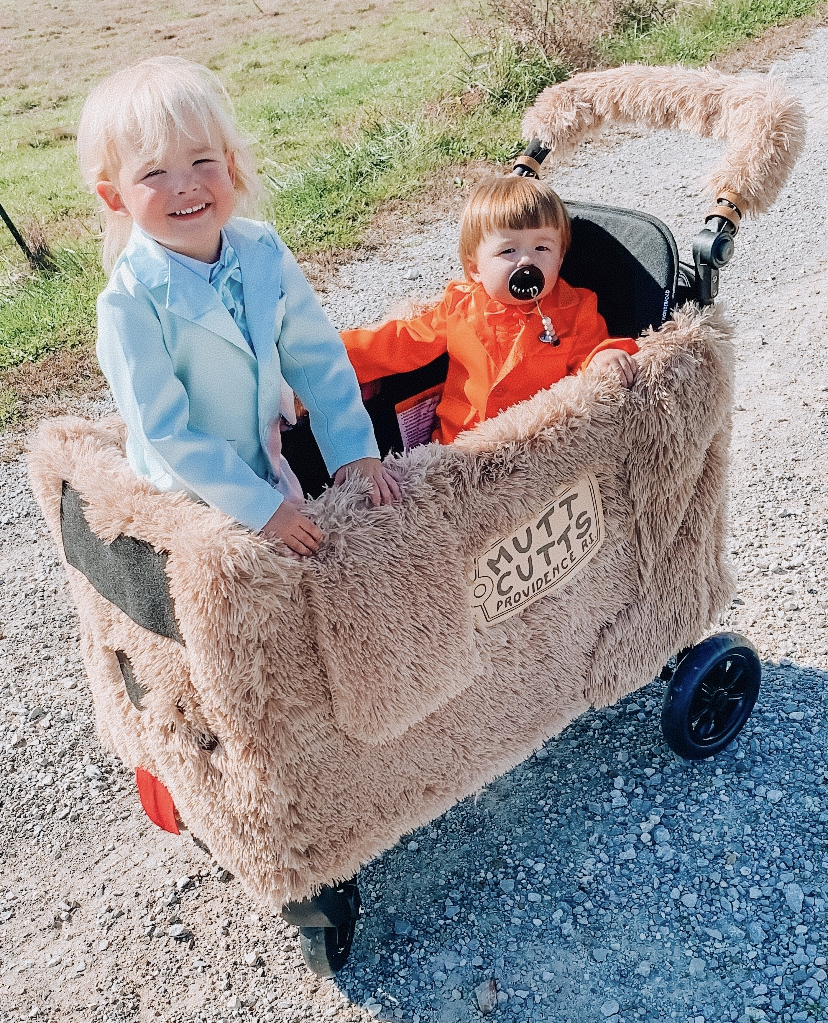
xmin=0 ymin=348 xmax=105 ymax=454
xmin=0 ymin=0 xmax=439 ymax=91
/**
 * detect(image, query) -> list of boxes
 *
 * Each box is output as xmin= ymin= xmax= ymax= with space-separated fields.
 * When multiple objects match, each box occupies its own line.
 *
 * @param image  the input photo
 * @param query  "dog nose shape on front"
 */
xmin=508 ymin=264 xmax=545 ymax=300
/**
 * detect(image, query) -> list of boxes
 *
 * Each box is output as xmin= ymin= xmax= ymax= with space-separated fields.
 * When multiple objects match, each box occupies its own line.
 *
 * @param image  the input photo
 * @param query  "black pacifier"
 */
xmin=508 ymin=264 xmax=545 ymax=300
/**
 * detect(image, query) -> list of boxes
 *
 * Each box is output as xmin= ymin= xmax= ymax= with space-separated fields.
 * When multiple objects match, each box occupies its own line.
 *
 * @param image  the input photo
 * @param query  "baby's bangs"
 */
xmin=458 ymin=175 xmax=571 ymax=275
xmin=490 ymin=191 xmax=566 ymax=233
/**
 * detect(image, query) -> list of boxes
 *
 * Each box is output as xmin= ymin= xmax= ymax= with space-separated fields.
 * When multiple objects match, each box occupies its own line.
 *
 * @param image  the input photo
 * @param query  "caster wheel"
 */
xmin=661 ymin=632 xmax=760 ymax=760
xmin=281 ymin=878 xmax=361 ymax=977
xmin=299 ymin=916 xmax=357 ymax=977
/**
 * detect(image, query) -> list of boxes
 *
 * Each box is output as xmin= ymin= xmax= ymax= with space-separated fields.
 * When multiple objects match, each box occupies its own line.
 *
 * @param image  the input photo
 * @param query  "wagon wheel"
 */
xmin=299 ymin=915 xmax=358 ymax=977
xmin=661 ymin=632 xmax=761 ymax=759
xmin=282 ymin=878 xmax=361 ymax=977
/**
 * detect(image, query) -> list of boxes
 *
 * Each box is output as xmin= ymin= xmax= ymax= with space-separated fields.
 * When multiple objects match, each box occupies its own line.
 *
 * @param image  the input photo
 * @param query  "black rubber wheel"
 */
xmin=299 ymin=916 xmax=357 ymax=977
xmin=661 ymin=632 xmax=761 ymax=759
xmin=283 ymin=879 xmax=361 ymax=977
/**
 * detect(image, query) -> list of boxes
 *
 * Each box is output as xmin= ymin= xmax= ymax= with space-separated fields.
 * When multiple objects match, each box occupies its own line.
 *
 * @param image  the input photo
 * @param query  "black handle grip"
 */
xmin=512 ymin=138 xmax=550 ymax=177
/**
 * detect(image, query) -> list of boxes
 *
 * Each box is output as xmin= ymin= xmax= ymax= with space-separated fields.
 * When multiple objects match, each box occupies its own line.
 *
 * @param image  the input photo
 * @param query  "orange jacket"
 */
xmin=342 ymin=278 xmax=638 ymax=445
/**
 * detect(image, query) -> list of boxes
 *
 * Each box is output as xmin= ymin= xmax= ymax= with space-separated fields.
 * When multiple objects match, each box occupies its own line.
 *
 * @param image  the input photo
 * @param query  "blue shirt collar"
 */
xmin=162 ymin=231 xmax=230 ymax=282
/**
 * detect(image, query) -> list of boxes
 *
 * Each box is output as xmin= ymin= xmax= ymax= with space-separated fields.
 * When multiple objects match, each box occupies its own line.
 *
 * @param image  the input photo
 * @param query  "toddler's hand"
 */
xmin=587 ymin=349 xmax=638 ymax=388
xmin=334 ymin=457 xmax=401 ymax=506
xmin=260 ymin=502 xmax=323 ymax=557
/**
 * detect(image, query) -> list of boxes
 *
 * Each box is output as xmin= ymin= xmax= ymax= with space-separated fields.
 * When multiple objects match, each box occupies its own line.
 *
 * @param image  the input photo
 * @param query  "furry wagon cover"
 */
xmin=29 ymin=305 xmax=734 ymax=908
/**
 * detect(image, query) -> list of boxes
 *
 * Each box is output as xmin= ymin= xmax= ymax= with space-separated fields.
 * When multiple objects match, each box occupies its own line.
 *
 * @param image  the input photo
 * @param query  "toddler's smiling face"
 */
xmin=96 ymin=122 xmax=236 ymax=263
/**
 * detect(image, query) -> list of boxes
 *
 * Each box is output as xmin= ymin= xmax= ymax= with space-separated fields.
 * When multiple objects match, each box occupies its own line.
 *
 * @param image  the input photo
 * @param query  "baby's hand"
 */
xmin=260 ymin=502 xmax=324 ymax=557
xmin=587 ymin=348 xmax=638 ymax=388
xmin=585 ymin=347 xmax=634 ymax=386
xmin=334 ymin=457 xmax=401 ymax=506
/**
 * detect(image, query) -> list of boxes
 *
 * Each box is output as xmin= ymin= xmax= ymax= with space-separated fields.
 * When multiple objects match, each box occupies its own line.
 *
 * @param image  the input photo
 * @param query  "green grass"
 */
xmin=0 ymin=0 xmax=823 ymax=426
xmin=605 ymin=0 xmax=825 ymax=65
xmin=223 ymin=13 xmax=528 ymax=249
xmin=0 ymin=244 xmax=104 ymax=371
xmin=263 ymin=108 xmax=524 ymax=251
xmin=0 ymin=98 xmax=89 ymax=225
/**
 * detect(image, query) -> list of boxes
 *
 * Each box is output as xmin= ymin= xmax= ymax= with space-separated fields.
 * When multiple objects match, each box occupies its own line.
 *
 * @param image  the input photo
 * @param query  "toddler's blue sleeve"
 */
xmin=268 ymin=233 xmax=380 ymax=472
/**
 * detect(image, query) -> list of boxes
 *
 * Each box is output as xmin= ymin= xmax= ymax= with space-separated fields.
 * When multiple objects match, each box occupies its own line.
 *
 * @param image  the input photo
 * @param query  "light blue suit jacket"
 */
xmin=97 ymin=218 xmax=379 ymax=531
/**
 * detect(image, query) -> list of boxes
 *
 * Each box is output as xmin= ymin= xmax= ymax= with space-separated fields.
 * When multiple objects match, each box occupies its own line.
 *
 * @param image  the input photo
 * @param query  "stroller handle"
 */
xmin=520 ymin=64 xmax=806 ymax=219
xmin=512 ymin=138 xmax=550 ymax=177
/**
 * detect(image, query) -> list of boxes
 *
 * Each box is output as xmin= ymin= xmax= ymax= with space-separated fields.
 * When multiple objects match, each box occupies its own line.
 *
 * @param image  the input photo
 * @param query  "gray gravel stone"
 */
xmin=786 ymin=883 xmax=805 ymax=915
xmin=473 ymin=979 xmax=498 ymax=1015
xmin=688 ymin=958 xmax=706 ymax=979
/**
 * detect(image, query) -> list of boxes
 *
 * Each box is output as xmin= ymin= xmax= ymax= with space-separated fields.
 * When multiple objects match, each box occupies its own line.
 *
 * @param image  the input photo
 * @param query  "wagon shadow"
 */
xmin=327 ymin=657 xmax=828 ymax=1022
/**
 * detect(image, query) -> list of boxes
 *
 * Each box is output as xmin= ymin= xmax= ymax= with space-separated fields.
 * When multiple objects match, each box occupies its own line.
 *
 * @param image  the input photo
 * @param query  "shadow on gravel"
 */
xmin=329 ymin=660 xmax=828 ymax=1023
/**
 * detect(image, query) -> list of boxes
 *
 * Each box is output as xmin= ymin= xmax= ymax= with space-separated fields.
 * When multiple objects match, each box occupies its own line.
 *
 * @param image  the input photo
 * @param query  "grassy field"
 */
xmin=0 ymin=9 xmax=469 ymax=372
xmin=0 ymin=0 xmax=825 ymax=426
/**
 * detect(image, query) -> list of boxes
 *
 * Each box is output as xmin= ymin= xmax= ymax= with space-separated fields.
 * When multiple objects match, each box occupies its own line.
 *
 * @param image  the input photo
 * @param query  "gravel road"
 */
xmin=2 ymin=30 xmax=828 ymax=1023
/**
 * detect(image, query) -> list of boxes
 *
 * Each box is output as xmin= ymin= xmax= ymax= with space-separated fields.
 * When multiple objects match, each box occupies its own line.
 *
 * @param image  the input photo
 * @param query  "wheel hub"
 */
xmin=661 ymin=634 xmax=761 ymax=760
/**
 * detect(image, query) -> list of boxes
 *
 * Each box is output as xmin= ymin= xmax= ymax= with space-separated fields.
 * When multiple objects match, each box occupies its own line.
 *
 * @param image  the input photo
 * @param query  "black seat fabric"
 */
xmin=60 ymin=483 xmax=183 ymax=643
xmin=561 ymin=201 xmax=679 ymax=338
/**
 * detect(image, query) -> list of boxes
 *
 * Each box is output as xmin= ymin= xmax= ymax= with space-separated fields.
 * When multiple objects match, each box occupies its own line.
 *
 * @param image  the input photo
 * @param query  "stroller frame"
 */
xmin=28 ymin=64 xmax=804 ymax=976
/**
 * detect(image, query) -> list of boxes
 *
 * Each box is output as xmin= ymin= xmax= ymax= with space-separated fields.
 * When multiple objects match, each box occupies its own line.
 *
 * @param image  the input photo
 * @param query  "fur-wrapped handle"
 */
xmin=521 ymin=64 xmax=806 ymax=217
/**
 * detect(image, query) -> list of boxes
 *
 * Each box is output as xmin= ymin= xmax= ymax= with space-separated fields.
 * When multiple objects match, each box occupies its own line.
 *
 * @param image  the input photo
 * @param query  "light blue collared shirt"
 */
xmin=164 ymin=233 xmax=254 ymax=352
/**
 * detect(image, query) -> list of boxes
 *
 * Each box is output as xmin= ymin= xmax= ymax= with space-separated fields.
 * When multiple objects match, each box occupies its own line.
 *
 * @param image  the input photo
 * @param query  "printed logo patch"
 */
xmin=470 ymin=474 xmax=604 ymax=628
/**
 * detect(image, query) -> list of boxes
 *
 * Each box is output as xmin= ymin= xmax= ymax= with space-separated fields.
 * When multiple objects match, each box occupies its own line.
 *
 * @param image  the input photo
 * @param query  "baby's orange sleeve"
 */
xmin=580 ymin=335 xmax=639 ymax=369
xmin=342 ymin=298 xmax=450 ymax=384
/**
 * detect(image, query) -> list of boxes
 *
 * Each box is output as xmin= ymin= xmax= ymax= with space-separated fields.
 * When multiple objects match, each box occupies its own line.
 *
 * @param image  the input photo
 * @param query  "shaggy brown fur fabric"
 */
xmin=27 ymin=305 xmax=735 ymax=908
xmin=522 ymin=65 xmax=806 ymax=216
